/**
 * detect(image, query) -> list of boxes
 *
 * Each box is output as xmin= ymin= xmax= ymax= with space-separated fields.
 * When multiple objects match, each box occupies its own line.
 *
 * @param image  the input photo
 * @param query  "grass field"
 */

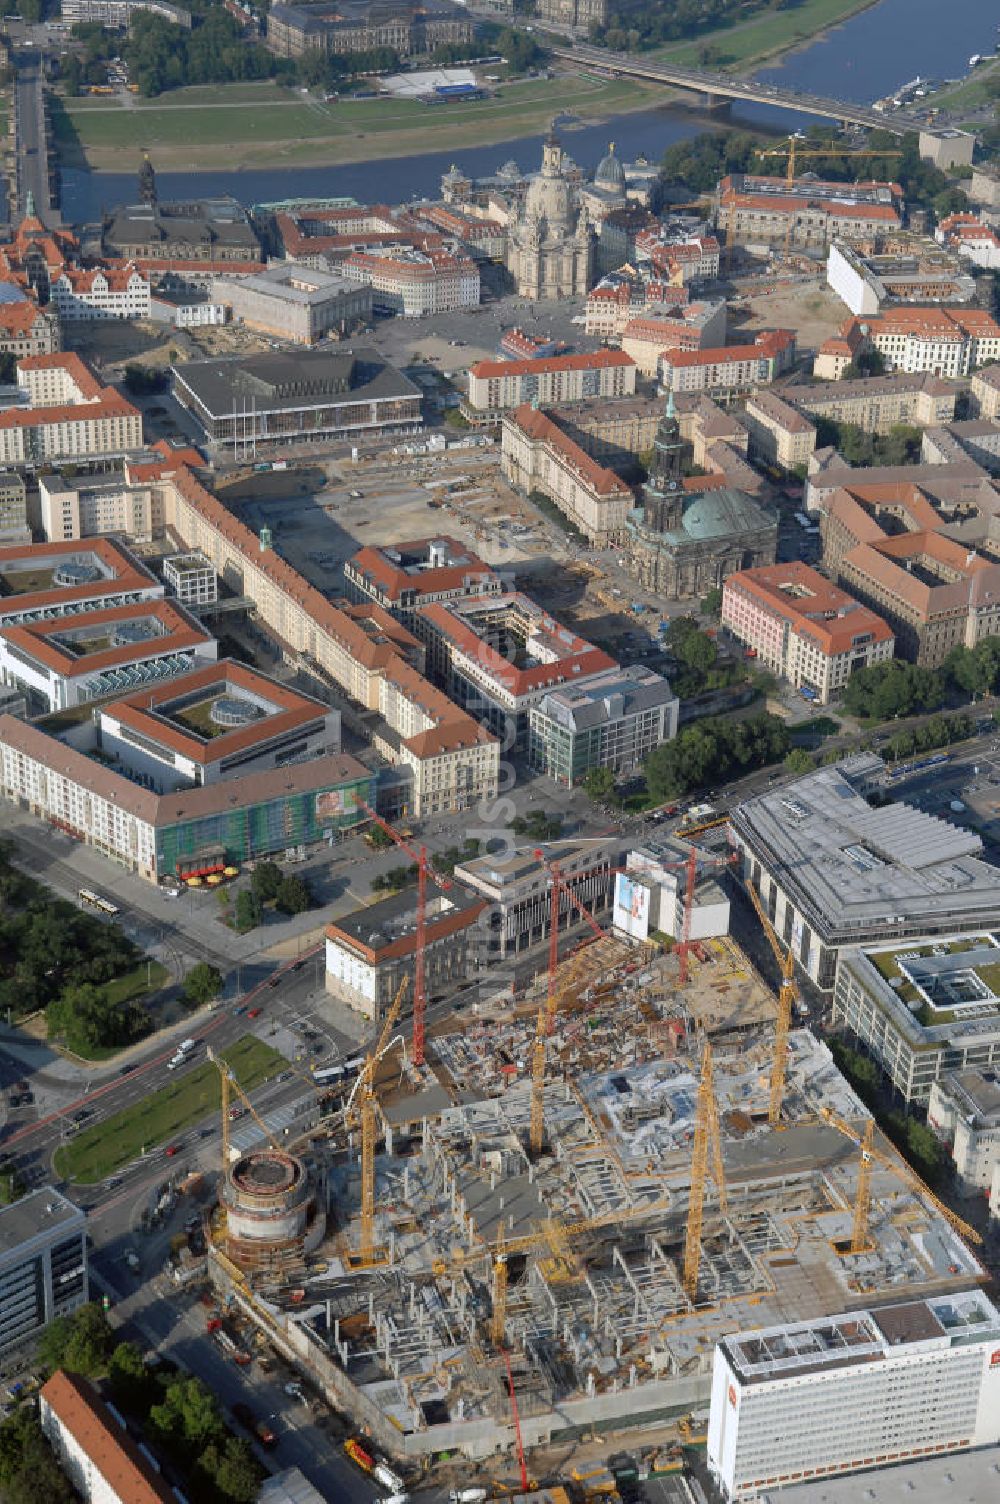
xmin=654 ymin=0 xmax=878 ymax=69
xmin=53 ymin=73 xmax=659 ymax=171
xmin=929 ymin=57 xmax=1000 ymax=114
xmin=53 ymin=1034 xmax=287 ymax=1183
xmin=102 ymin=960 xmax=170 ymax=1008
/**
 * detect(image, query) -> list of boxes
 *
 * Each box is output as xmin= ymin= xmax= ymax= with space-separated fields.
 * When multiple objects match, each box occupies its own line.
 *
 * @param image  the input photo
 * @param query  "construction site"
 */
xmin=201 ymin=838 xmax=991 ymax=1479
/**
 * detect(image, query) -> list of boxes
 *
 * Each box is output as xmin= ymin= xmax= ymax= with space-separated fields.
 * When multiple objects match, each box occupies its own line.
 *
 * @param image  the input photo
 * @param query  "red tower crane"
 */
xmin=534 ymin=849 xmax=607 ymax=1034
xmin=355 ymin=802 xmax=450 ymax=1067
xmin=502 ymin=1348 xmax=530 ymax=1494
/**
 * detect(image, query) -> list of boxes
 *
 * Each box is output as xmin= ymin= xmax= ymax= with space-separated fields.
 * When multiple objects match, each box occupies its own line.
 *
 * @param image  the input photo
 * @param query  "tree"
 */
xmin=250 ymin=860 xmax=283 ymax=903
xmin=364 ymin=824 xmax=393 ymax=851
xmin=182 ymin=962 xmax=223 ymax=1008
xmin=37 ymin=1303 xmax=113 ymax=1376
xmin=0 ymin=1160 xmax=25 ymax=1205
xmin=645 ymin=712 xmax=790 ymax=798
xmin=784 ymin=747 xmax=814 ymax=774
xmin=842 ymin=347 xmax=886 ymax=379
xmin=275 ymin=874 xmax=312 ymax=916
xmin=371 ymin=865 xmax=417 ymax=894
xmin=0 ymin=1410 xmax=73 ymax=1504
xmin=149 ymin=1375 xmax=224 ymax=1451
xmin=215 ymin=1436 xmax=263 ymax=1503
xmin=700 ymin=587 xmax=723 ymax=617
xmin=582 ymin=766 xmax=616 ymax=802
xmin=36 ymin=1314 xmax=75 ymax=1373
xmin=108 ymin=1341 xmax=158 ymax=1413
xmin=842 ymin=660 xmax=945 ymax=721
xmin=234 ymin=890 xmax=261 ymax=934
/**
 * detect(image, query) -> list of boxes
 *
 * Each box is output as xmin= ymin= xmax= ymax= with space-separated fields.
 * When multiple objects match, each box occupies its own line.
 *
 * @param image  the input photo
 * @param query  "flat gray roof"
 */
xmin=761 ymin=1446 xmax=1000 ymax=1503
xmin=731 ymin=758 xmax=1000 ymax=944
xmin=0 ymin=1188 xmax=84 ymax=1253
xmin=173 ymin=346 xmax=420 ymax=419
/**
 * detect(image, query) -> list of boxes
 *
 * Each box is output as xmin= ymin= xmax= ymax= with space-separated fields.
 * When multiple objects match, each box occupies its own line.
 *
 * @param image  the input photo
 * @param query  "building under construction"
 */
xmin=207 ymin=935 xmax=988 ymax=1467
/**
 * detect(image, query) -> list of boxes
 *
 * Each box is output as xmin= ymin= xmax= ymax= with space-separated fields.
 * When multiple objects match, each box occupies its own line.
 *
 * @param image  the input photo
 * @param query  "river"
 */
xmin=58 ymin=0 xmax=998 ymax=224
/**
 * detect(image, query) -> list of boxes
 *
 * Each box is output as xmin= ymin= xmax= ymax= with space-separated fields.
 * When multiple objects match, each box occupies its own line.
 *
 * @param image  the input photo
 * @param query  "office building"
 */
xmin=172 ymin=346 xmax=422 ymax=450
xmin=619 ymin=302 xmax=728 ymax=375
xmin=325 ymin=885 xmax=488 ymax=1017
xmin=465 ymin=349 xmax=636 ymax=420
xmin=454 ymin=836 xmax=622 ymax=960
xmin=163 ymin=550 xmax=216 ymax=606
xmin=0 ymin=598 xmax=217 ymax=712
xmin=212 ymin=262 xmax=372 ymax=344
xmin=708 ymin=1292 xmax=1000 ymax=1501
xmin=343 ymin=536 xmax=499 ymax=620
xmin=721 ymin=563 xmax=894 ymax=705
xmin=527 ymin=663 xmax=678 ymax=786
xmin=826 ymin=238 xmax=975 ymax=317
xmin=928 ymin=1069 xmax=1000 ymax=1212
xmin=730 ymin=755 xmax=1000 ymax=991
xmin=40 ymin=1369 xmax=176 ymax=1504
xmin=340 ymin=248 xmax=479 ymax=318
xmin=833 ymin=934 xmax=1000 ymax=1104
xmin=0 ymin=1190 xmax=87 ymax=1357
xmin=501 ymin=404 xmax=635 ymax=546
xmin=59 ymin=0 xmax=191 ymax=24
xmin=613 ymin=840 xmax=730 ymax=943
xmin=0 ymin=710 xmax=371 ymax=882
xmin=918 ymin=128 xmax=975 ymax=169
xmin=0 ymin=537 xmax=162 ymax=629
xmin=100 ymin=183 xmax=263 ymax=270
xmin=659 ymin=331 xmax=795 ymax=399
xmin=265 ymin=1 xmax=473 ymax=59
xmin=0 ymin=471 xmax=30 ymax=546
xmin=417 ymin=591 xmax=616 ymax=747
xmin=98 ymin=661 xmax=341 ymax=792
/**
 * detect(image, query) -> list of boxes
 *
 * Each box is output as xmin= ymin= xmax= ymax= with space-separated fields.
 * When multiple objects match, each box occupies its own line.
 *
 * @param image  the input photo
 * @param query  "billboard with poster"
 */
xmin=316 ymin=790 xmax=346 ymax=821
xmin=613 ymin=873 xmax=651 ymax=940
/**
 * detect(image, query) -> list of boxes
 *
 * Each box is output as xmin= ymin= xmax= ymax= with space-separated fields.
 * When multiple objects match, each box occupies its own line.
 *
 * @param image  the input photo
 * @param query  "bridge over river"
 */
xmin=553 ymin=41 xmax=919 ymax=135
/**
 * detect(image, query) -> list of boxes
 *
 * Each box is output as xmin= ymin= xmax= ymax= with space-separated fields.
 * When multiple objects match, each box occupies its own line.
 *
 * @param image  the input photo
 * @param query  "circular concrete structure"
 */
xmin=53 ymin=560 xmax=101 ymax=587
xmin=221 ymin=1150 xmax=324 ymax=1269
xmin=210 ymin=695 xmax=264 ymax=729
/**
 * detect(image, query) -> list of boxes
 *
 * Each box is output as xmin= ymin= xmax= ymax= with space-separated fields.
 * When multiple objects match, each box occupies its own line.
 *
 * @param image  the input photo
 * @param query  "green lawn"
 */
xmin=929 ymin=58 xmax=1000 ymax=114
xmin=53 ymin=1034 xmax=287 ymax=1183
xmin=54 ymin=73 xmax=655 ymax=167
xmin=654 ymin=0 xmax=877 ymax=69
xmin=102 ymin=960 xmax=170 ymax=1008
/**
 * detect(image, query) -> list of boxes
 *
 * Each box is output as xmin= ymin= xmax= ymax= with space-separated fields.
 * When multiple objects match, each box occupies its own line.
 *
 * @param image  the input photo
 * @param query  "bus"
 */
xmin=79 ymin=888 xmax=120 ymax=916
xmin=313 ymin=1057 xmax=365 ymax=1090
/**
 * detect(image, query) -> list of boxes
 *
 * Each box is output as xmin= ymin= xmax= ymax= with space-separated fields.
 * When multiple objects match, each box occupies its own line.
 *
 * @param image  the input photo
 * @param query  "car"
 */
xmin=284 ymin=1382 xmax=305 ymax=1401
xmin=290 ymin=961 xmax=304 ymax=972
xmin=106 ymin=1175 xmax=123 ymax=1189
xmin=277 ymin=1071 xmax=292 ymax=1083
xmin=248 ymin=1006 xmax=262 ymax=1018
xmin=267 ymin=977 xmax=280 ymax=989
xmin=164 ymin=1143 xmax=180 ymax=1158
xmin=228 ymin=1105 xmax=244 ymax=1121
xmin=72 ymin=1109 xmax=93 ymax=1123
xmin=233 ymin=1005 xmax=247 ymax=1016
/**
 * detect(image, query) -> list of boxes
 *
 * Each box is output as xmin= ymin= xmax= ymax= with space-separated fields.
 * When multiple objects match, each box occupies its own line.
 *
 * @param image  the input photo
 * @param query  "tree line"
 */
xmin=645 ymin=711 xmax=790 ymax=798
xmin=842 ymin=639 xmax=1000 ymax=722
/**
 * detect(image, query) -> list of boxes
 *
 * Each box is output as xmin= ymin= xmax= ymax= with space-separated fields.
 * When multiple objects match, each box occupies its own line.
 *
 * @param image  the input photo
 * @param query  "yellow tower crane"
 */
xmin=346 ymin=974 xmax=409 ymax=1267
xmin=819 ymin=1106 xmax=983 ymax=1250
xmin=745 ymin=880 xmax=797 ymax=1127
xmin=751 ymin=135 xmax=902 ymax=253
xmin=682 ymin=1040 xmax=728 ymax=1302
xmin=207 ymin=1045 xmax=283 ymax=1168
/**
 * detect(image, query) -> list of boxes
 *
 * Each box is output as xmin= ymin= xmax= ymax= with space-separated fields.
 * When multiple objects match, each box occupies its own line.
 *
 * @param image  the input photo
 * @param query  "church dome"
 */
xmin=524 ymin=172 xmax=574 ymax=233
xmin=595 ymin=142 xmax=626 ymax=190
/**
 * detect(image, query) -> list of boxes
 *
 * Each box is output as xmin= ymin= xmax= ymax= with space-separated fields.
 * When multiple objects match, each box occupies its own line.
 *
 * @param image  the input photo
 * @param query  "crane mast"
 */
xmin=682 ymin=1041 xmax=727 ymax=1301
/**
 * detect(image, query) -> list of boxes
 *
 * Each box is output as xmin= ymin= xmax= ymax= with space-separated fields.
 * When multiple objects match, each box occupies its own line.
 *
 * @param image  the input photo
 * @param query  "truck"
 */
xmin=344 ymin=1438 xmax=374 ymax=1473
xmin=449 ymin=1491 xmax=488 ymax=1503
xmin=374 ymin=1462 xmax=405 ymax=1493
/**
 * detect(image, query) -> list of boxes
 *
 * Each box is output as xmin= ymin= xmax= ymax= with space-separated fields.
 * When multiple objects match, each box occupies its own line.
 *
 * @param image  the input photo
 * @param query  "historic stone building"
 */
xmin=623 ymin=400 xmax=778 ymax=598
xmin=507 ymin=130 xmax=595 ymax=301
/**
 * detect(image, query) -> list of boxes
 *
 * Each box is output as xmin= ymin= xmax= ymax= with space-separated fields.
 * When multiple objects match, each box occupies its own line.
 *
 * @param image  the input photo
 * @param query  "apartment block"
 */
xmin=971 ymin=363 xmax=1000 ymax=420
xmin=658 ymin=331 xmax=795 ymax=399
xmin=721 ymin=562 xmax=894 ymax=705
xmin=743 ymin=390 xmax=817 ymax=471
xmin=0 ymin=354 xmax=142 ymax=468
xmin=39 ymin=472 xmax=161 ymax=543
xmin=0 ymin=1190 xmax=87 ymax=1357
xmin=619 ymin=302 xmax=727 ymax=375
xmin=783 ymin=372 xmax=956 ymax=434
xmin=344 ymin=536 xmax=499 ymax=620
xmin=465 ymin=350 xmax=636 ymax=419
xmin=708 ymin=1293 xmax=1000 ymax=1501
xmin=0 ymin=537 xmax=162 ymax=629
xmin=0 ymin=298 xmax=60 ymax=361
xmin=40 ymin=1369 xmax=178 ymax=1504
xmin=0 ymin=471 xmax=30 ymax=546
xmin=501 ymin=404 xmax=635 ymax=546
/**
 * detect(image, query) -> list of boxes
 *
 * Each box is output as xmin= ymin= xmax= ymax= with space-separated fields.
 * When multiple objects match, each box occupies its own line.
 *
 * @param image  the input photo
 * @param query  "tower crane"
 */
xmin=535 ymin=849 xmax=608 ymax=1035
xmin=354 ymin=800 xmax=450 ymax=1067
xmin=744 ymin=880 xmax=798 ymax=1127
xmin=344 ymin=974 xmax=409 ymax=1267
xmin=818 ymin=1106 xmax=982 ymax=1250
xmin=207 ymin=1045 xmax=283 ymax=1167
xmin=751 ymin=135 xmax=902 ymax=253
xmin=682 ymin=1040 xmax=727 ymax=1302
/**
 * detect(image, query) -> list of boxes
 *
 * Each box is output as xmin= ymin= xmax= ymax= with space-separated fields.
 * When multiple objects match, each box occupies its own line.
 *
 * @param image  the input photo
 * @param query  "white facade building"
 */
xmin=612 ymin=842 xmax=730 ymax=943
xmin=50 ymin=265 xmax=151 ymax=322
xmin=0 ymin=1190 xmax=87 ymax=1357
xmin=708 ymin=1292 xmax=1000 ymax=1501
xmin=927 ymin=1068 xmax=1000 ymax=1214
xmin=163 ymin=550 xmax=217 ymax=606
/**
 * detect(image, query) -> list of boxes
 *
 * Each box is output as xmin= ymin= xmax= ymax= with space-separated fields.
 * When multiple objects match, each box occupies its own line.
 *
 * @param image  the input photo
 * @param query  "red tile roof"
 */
xmin=40 ymin=1371 xmax=175 ymax=1504
xmin=470 ymin=350 xmax=635 ymax=381
xmin=507 ymin=405 xmax=633 ymax=499
xmin=0 ymin=537 xmax=159 ymax=620
xmin=17 ymin=351 xmax=105 ymax=398
xmin=663 ymin=331 xmax=794 ymax=368
xmin=724 ymin=562 xmax=893 ymax=656
xmin=348 ymin=537 xmax=497 ymax=603
xmin=0 ymin=599 xmax=211 ymax=678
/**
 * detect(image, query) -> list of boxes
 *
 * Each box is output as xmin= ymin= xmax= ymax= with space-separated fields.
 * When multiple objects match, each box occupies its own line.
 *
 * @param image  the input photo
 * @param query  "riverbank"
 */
xmin=651 ymin=0 xmax=882 ymax=70
xmin=51 ymin=71 xmax=663 ymax=173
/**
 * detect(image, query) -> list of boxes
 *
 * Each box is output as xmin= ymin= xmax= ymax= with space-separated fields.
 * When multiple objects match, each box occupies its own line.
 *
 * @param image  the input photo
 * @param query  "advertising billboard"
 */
xmin=315 ymin=790 xmax=346 ymax=821
xmin=613 ymin=873 xmax=651 ymax=941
